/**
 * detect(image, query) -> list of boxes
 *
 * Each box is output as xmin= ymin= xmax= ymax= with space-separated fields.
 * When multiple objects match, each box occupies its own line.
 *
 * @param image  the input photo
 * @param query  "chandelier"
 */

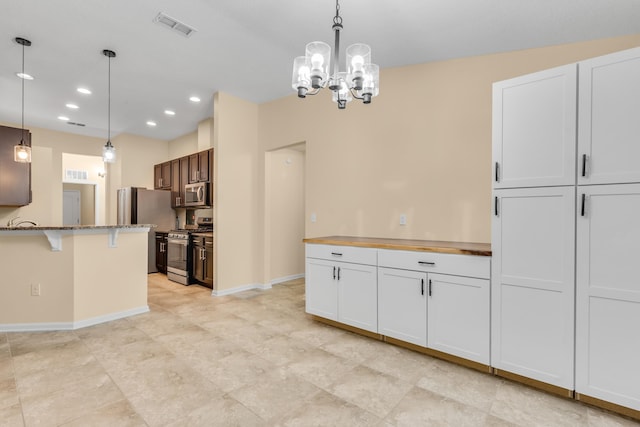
xmin=291 ymin=0 xmax=379 ymax=109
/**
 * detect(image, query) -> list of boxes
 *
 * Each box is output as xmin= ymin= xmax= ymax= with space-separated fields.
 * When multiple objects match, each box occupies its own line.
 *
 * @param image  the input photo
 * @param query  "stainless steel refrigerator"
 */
xmin=117 ymin=187 xmax=176 ymax=273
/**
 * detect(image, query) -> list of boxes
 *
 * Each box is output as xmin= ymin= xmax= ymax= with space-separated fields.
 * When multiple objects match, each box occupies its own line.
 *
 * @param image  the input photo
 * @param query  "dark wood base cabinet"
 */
xmin=191 ymin=234 xmax=213 ymax=288
xmin=155 ymin=232 xmax=168 ymax=273
xmin=0 ymin=125 xmax=32 ymax=206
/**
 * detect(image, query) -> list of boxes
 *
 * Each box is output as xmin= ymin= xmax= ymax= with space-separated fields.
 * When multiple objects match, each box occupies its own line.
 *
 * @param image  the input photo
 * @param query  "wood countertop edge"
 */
xmin=303 ymin=236 xmax=492 ymax=257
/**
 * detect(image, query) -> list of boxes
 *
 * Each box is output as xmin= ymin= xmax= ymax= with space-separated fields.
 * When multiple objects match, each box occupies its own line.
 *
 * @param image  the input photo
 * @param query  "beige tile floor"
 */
xmin=1 ymin=274 xmax=638 ymax=427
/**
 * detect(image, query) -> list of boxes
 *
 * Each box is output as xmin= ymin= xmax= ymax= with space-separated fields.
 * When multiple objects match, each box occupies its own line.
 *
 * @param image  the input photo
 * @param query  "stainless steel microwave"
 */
xmin=184 ymin=182 xmax=210 ymax=207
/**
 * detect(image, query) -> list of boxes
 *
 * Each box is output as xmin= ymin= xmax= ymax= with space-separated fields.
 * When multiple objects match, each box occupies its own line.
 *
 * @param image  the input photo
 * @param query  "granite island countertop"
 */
xmin=0 ymin=224 xmax=155 ymax=231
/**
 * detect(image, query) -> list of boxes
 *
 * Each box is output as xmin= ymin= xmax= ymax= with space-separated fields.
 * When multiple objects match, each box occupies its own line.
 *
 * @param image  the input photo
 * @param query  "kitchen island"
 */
xmin=0 ymin=225 xmax=152 ymax=331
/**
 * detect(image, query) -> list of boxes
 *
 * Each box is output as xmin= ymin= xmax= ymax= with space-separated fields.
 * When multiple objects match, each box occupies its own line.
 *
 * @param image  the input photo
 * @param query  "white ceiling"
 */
xmin=1 ymin=0 xmax=639 ymax=142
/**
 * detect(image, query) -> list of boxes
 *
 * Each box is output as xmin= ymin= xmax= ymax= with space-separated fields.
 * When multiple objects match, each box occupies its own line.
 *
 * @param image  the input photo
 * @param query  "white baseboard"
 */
xmin=270 ymin=273 xmax=305 ymax=286
xmin=211 ymin=274 xmax=305 ymax=297
xmin=0 ymin=305 xmax=150 ymax=332
xmin=211 ymin=282 xmax=272 ymax=297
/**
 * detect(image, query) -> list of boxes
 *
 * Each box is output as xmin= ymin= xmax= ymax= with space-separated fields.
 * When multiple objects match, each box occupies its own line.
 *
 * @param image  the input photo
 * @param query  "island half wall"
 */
xmin=0 ymin=225 xmax=150 ymax=331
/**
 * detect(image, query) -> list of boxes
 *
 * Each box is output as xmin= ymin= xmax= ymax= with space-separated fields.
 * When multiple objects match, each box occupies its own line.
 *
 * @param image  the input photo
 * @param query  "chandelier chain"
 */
xmin=333 ymin=0 xmax=342 ymax=26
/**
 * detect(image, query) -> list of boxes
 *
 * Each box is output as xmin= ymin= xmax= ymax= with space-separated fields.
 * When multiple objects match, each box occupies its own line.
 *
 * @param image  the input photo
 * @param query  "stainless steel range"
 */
xmin=166 ymin=217 xmax=213 ymax=285
xmin=166 ymin=230 xmax=190 ymax=285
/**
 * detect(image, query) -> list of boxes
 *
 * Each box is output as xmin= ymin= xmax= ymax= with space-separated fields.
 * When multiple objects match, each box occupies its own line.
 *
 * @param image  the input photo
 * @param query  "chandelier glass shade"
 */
xmin=14 ymin=37 xmax=32 ymax=163
xmin=291 ymin=0 xmax=379 ymax=109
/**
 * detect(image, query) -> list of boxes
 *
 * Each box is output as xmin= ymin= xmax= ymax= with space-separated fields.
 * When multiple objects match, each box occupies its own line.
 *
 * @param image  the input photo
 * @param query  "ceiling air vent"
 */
xmin=67 ymin=121 xmax=86 ymax=127
xmin=153 ymin=12 xmax=197 ymax=37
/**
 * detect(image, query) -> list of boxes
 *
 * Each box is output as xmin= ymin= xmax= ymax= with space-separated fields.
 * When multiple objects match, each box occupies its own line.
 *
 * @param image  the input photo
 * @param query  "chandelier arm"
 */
xmin=349 ymin=87 xmax=364 ymax=100
xmin=305 ymin=87 xmax=322 ymax=96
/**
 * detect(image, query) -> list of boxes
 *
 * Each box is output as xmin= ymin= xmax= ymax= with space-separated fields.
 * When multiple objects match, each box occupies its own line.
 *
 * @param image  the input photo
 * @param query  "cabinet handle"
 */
xmin=494 ymin=196 xmax=499 ymax=217
xmin=333 ymin=266 xmax=336 ymax=280
xmin=418 ymin=261 xmax=435 ymax=266
xmin=495 ymin=162 xmax=500 ymax=182
xmin=337 ymin=267 xmax=341 ymax=281
xmin=428 ymin=279 xmax=432 ymax=297
xmin=581 ymin=154 xmax=587 ymax=178
xmin=331 ymin=252 xmax=343 ymax=257
xmin=421 ymin=278 xmax=424 ymax=296
xmin=581 ymin=193 xmax=586 ymax=217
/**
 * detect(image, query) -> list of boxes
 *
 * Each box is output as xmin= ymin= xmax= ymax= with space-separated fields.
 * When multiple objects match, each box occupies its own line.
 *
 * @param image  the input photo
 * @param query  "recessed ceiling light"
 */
xmin=65 ymin=103 xmax=79 ymax=109
xmin=58 ymin=116 xmax=70 ymax=121
xmin=164 ymin=110 xmax=176 ymax=116
xmin=77 ymin=87 xmax=91 ymax=95
xmin=16 ymin=72 xmax=34 ymax=80
xmin=146 ymin=121 xmax=157 ymax=127
xmin=189 ymin=96 xmax=200 ymax=103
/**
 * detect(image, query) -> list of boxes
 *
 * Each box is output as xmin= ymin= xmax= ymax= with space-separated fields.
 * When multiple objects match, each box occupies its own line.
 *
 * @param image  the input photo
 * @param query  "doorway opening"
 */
xmin=63 ymin=183 xmax=96 ymax=225
xmin=264 ymin=142 xmax=306 ymax=285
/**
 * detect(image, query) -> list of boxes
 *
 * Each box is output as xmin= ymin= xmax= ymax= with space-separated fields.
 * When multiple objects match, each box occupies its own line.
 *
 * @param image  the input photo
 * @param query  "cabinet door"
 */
xmin=171 ymin=159 xmax=181 ymax=207
xmin=337 ymin=262 xmax=378 ymax=333
xmin=492 ymin=64 xmax=577 ymax=188
xmin=305 ymin=258 xmax=338 ymax=321
xmin=576 ymin=183 xmax=640 ymax=410
xmin=378 ymin=267 xmax=427 ymax=347
xmin=188 ymin=153 xmax=198 ymax=183
xmin=492 ymin=186 xmax=575 ymax=389
xmin=180 ymin=156 xmax=189 ymax=204
xmin=427 ymin=273 xmax=490 ymax=365
xmin=198 ymin=150 xmax=210 ymax=182
xmin=161 ymin=162 xmax=172 ymax=189
xmin=192 ymin=243 xmax=204 ymax=282
xmin=578 ymin=47 xmax=640 ymax=185
xmin=0 ymin=126 xmax=31 ymax=206
xmin=203 ymin=238 xmax=214 ymax=287
xmin=154 ymin=164 xmax=162 ymax=189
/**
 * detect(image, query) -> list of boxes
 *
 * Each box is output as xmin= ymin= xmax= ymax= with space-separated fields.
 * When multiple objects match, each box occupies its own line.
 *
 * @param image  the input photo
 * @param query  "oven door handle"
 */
xmin=167 ymin=238 xmax=188 ymax=246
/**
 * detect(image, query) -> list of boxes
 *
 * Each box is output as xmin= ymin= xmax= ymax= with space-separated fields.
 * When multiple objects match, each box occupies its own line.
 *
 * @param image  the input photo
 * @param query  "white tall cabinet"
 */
xmin=575 ymin=47 xmax=640 ymax=412
xmin=494 ymin=46 xmax=640 ymax=411
xmin=492 ymin=64 xmax=577 ymax=390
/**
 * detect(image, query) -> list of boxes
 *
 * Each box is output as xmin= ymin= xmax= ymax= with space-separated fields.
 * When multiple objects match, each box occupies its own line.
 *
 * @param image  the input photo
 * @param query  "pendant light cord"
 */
xmin=107 ymin=53 xmax=111 ymax=144
xmin=20 ymin=41 xmax=25 ymax=144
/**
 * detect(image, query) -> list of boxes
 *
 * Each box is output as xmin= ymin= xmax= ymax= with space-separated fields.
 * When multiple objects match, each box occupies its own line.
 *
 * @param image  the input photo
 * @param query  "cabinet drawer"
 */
xmin=378 ymin=249 xmax=490 ymax=279
xmin=305 ymin=244 xmax=377 ymax=266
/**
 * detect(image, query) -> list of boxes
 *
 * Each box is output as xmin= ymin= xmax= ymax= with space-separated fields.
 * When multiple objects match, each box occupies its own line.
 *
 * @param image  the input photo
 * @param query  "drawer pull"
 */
xmin=331 ymin=252 xmax=343 ymax=257
xmin=418 ymin=261 xmax=435 ymax=266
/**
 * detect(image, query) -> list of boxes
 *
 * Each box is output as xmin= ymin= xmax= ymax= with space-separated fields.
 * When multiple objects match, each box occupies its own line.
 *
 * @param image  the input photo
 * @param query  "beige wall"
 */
xmin=265 ymin=147 xmax=305 ymax=282
xmin=213 ymin=92 xmax=260 ymax=292
xmin=258 ymin=34 xmax=640 ymax=245
xmin=169 ymin=131 xmax=198 ymax=159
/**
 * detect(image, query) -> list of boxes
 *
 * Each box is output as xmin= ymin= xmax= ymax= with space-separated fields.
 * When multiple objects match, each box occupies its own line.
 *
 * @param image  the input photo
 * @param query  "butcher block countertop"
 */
xmin=303 ymin=236 xmax=491 ymax=257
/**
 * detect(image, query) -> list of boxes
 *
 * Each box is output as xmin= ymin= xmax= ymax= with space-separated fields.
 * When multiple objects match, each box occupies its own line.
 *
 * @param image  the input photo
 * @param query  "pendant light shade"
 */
xmin=14 ymin=37 xmax=32 ymax=163
xmin=102 ymin=49 xmax=117 ymax=163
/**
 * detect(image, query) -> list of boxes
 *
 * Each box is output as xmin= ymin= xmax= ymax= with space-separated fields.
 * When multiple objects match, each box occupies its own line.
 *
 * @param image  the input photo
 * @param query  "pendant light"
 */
xmin=14 ymin=37 xmax=32 ymax=163
xmin=102 ymin=49 xmax=117 ymax=163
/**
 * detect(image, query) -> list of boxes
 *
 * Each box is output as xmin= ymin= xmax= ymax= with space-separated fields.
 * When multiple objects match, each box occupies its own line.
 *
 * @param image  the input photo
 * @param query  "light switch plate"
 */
xmin=400 ymin=214 xmax=407 ymax=225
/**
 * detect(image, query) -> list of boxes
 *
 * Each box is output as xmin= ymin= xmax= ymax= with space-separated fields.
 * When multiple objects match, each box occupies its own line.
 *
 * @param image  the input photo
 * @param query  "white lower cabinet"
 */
xmin=377 ymin=249 xmax=491 ymax=365
xmin=428 ymin=273 xmax=490 ymax=365
xmin=576 ymin=184 xmax=640 ymax=411
xmin=492 ymin=186 xmax=576 ymax=390
xmin=305 ymin=244 xmax=378 ymax=333
xmin=378 ymin=267 xmax=427 ymax=347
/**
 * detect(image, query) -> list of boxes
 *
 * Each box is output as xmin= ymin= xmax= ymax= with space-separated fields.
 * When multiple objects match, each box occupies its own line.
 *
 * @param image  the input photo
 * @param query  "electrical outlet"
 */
xmin=400 ymin=214 xmax=407 ymax=225
xmin=310 ymin=213 xmax=317 ymax=223
xmin=31 ymin=283 xmax=41 ymax=296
